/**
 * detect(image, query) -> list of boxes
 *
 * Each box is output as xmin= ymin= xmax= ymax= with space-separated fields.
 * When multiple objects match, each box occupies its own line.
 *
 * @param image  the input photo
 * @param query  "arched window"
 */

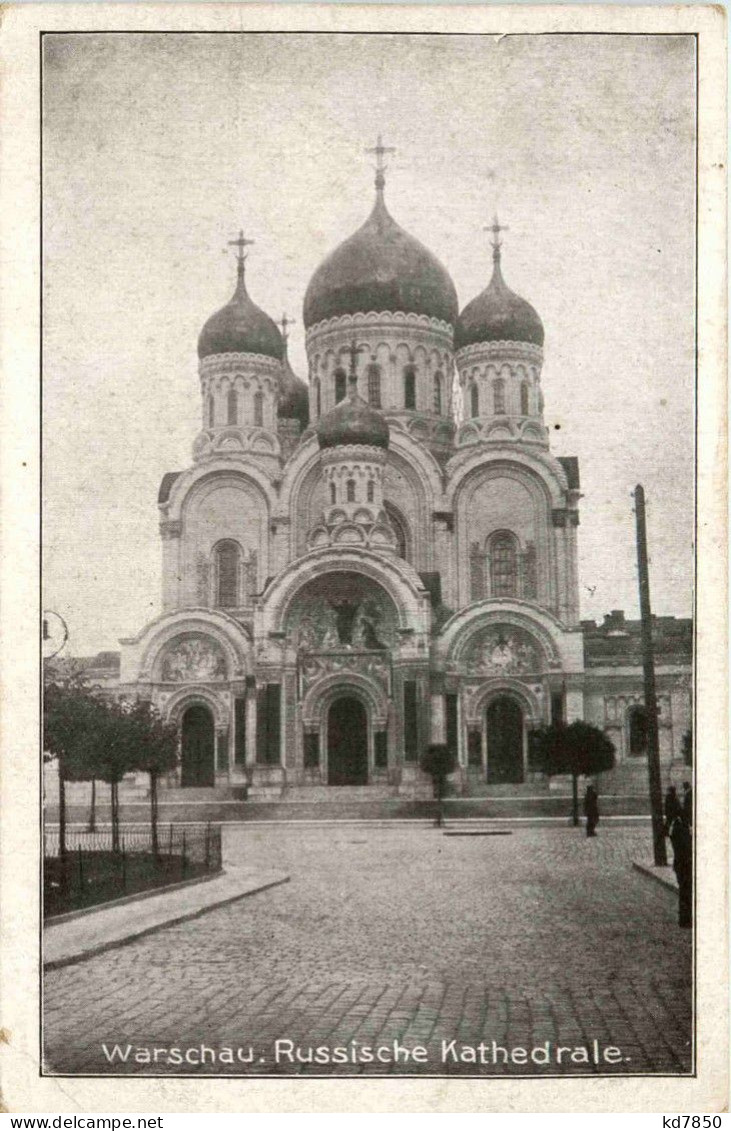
xmin=215 ymin=541 xmax=240 ymax=608
xmin=470 ymin=384 xmax=479 ymax=419
xmin=403 ymin=366 xmax=416 ymax=410
xmin=346 ymin=479 xmax=356 ymax=503
xmin=367 ymin=481 xmax=375 ymax=503
xmin=314 ymin=378 xmax=321 ymax=418
xmin=367 ymin=364 xmax=381 ymax=407
xmin=493 ymin=379 xmax=506 ymax=415
xmin=329 ymin=482 xmax=336 ymax=505
xmin=489 ymin=532 xmax=518 ymax=597
xmin=629 ymin=706 xmax=648 ymax=756
xmin=227 ymin=387 xmax=238 ymax=425
xmin=253 ymin=392 xmax=264 ymax=428
xmin=207 ymin=394 xmax=215 ymax=428
xmin=334 ymin=369 xmax=347 ymax=404
xmin=433 ymin=372 xmax=443 ymax=415
xmin=520 ymin=382 xmax=529 ymax=416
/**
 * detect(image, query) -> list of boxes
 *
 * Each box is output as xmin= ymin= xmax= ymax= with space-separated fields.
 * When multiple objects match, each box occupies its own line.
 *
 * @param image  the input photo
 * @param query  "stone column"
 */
xmin=565 ymin=680 xmax=585 ymax=723
xmin=430 ymin=692 xmax=446 ymax=744
xmin=551 ymin=509 xmax=569 ymax=623
xmin=245 ymin=683 xmax=257 ymax=769
xmin=565 ymin=511 xmax=580 ymax=625
xmin=432 ymin=512 xmax=455 ymax=605
xmin=159 ymin=520 xmax=182 ymax=611
xmin=270 ymin=517 xmax=292 ymax=579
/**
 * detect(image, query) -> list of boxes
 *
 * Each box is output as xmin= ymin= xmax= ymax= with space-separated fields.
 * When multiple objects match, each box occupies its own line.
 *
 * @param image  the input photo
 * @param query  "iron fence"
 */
xmin=44 ymin=822 xmax=222 ymax=918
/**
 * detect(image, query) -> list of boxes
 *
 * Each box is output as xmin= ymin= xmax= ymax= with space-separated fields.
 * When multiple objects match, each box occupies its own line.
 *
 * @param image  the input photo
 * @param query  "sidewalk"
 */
xmin=632 ymin=858 xmax=678 ymax=892
xmin=44 ymin=863 xmax=289 ymax=969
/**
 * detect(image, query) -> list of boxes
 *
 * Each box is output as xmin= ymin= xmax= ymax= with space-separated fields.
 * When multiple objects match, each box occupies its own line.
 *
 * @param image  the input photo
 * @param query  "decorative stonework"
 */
xmin=462 ymin=626 xmax=546 ymax=676
xmin=456 ymin=418 xmax=549 ymax=449
xmin=310 ymin=443 xmax=397 ymax=552
xmin=320 ymin=444 xmax=388 ymax=468
xmin=198 ymin=353 xmax=283 ymax=380
xmin=160 ymin=635 xmax=227 ymax=682
xmin=305 ymin=311 xmax=454 ymax=431
xmin=192 ymin=425 xmax=281 ymax=463
xmin=293 ymin=592 xmax=396 ymax=651
xmin=306 ymin=309 xmax=454 ymax=342
xmin=604 ymin=693 xmax=671 ymax=727
xmin=455 ymin=340 xmax=543 ymax=365
xmin=300 ymin=651 xmax=391 ymax=696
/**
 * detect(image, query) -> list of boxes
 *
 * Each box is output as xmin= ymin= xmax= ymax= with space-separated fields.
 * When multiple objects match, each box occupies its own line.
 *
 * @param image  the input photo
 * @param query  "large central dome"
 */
xmin=304 ymin=188 xmax=458 ymax=329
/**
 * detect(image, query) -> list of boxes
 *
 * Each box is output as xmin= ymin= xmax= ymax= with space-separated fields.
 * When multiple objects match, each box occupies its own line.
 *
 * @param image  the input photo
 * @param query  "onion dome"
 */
xmin=277 ymin=318 xmax=309 ymax=429
xmin=198 ymin=232 xmax=284 ymax=361
xmin=317 ymin=377 xmax=389 ymax=451
xmin=455 ymin=231 xmax=544 ymax=351
xmin=303 ymin=166 xmax=458 ymax=329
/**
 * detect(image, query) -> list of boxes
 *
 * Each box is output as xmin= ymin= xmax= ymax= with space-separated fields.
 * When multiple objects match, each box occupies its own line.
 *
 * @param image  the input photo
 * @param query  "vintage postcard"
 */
xmin=0 ymin=2 xmax=727 ymax=1114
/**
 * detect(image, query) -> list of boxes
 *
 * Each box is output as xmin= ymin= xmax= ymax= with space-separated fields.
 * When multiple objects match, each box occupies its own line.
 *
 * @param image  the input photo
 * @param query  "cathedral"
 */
xmin=115 ymin=143 xmax=692 ymax=799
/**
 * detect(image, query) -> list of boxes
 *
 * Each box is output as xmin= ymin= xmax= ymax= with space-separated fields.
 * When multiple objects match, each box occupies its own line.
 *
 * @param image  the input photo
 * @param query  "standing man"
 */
xmin=669 ymin=812 xmax=693 ymax=928
xmin=584 ymin=783 xmax=599 ymax=838
xmin=681 ymin=780 xmax=693 ymax=825
xmin=664 ymin=784 xmax=682 ymax=834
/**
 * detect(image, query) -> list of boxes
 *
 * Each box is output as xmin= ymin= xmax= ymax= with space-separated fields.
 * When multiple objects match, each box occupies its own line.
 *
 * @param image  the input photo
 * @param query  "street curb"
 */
xmin=43 ymin=873 xmax=290 ymax=971
xmin=632 ymin=860 xmax=678 ymax=892
xmin=45 ymin=868 xmax=223 ymax=926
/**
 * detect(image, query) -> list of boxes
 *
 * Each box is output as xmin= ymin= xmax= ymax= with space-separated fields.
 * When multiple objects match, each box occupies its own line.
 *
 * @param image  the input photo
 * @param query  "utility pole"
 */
xmin=634 ymin=485 xmax=667 ymax=866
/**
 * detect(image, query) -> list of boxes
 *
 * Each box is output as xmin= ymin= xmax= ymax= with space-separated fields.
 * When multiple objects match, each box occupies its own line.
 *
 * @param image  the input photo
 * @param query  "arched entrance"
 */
xmin=327 ymin=696 xmax=368 ymax=786
xmin=181 ymin=705 xmax=215 ymax=787
xmin=486 ymin=696 xmax=524 ymax=784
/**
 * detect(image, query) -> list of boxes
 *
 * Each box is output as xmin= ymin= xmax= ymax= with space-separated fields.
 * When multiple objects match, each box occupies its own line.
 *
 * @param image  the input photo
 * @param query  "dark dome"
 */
xmin=304 ymin=191 xmax=458 ymax=329
xmin=278 ymin=348 xmax=310 ymax=429
xmin=455 ymin=250 xmax=544 ymax=351
xmin=317 ymin=385 xmax=389 ymax=451
xmin=198 ymin=265 xmax=284 ymax=361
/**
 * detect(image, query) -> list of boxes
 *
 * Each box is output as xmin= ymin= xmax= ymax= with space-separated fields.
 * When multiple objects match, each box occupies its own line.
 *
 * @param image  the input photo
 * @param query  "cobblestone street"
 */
xmin=43 ymin=825 xmax=692 ymax=1077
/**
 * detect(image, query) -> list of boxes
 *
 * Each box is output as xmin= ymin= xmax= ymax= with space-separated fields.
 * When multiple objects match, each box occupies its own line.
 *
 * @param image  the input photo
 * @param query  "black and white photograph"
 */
xmin=1 ymin=4 xmax=726 ymax=1113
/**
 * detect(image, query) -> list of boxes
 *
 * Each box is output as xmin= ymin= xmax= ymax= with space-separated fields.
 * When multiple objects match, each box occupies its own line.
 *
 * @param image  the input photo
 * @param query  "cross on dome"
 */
xmin=227 ymin=229 xmax=255 ymax=281
xmin=365 ymin=134 xmax=396 ymax=193
xmin=484 ymin=215 xmax=509 ymax=263
xmin=277 ymin=313 xmax=295 ymax=346
xmin=342 ymin=338 xmax=365 ymax=387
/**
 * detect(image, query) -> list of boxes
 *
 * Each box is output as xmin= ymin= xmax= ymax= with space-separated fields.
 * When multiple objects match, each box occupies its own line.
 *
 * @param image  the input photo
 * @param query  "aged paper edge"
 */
xmin=0 ymin=2 xmax=726 ymax=1114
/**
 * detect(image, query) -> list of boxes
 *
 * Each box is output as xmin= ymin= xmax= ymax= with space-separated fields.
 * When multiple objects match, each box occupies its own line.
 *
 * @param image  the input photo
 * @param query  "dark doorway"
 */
xmin=181 ymin=705 xmax=215 ymax=787
xmin=486 ymin=696 xmax=524 ymax=784
xmin=327 ymin=696 xmax=368 ymax=785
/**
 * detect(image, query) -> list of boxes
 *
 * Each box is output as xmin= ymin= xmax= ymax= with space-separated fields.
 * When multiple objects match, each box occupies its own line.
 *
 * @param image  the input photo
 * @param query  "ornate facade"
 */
xmin=117 ymin=146 xmax=692 ymax=796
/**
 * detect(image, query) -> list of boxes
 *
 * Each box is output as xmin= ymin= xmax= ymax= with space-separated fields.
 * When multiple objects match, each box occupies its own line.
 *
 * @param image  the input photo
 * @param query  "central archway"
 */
xmin=327 ymin=696 xmax=368 ymax=786
xmin=181 ymin=705 xmax=215 ymax=787
xmin=486 ymin=696 xmax=524 ymax=784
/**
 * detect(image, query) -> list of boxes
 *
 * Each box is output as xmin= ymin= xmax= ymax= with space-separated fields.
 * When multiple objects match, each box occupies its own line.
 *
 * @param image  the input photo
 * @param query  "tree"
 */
xmin=91 ymin=697 xmax=141 ymax=852
xmin=420 ymin=743 xmax=457 ymax=828
xmin=529 ymin=720 xmax=615 ymax=827
xmin=43 ymin=669 xmax=103 ymax=858
xmin=126 ymin=699 xmax=178 ymax=856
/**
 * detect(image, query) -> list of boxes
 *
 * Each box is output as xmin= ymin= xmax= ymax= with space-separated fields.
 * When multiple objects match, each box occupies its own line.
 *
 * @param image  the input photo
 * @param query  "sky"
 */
xmin=42 ymin=32 xmax=696 ymax=655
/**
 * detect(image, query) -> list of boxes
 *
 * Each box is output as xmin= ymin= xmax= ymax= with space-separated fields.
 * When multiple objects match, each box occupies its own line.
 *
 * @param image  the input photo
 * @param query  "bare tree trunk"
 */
xmin=87 ymin=778 xmax=96 ymax=833
xmin=572 ymin=773 xmax=579 ymax=828
xmin=58 ymin=766 xmax=67 ymax=859
xmin=435 ymin=776 xmax=444 ymax=828
xmin=111 ymin=779 xmax=120 ymax=853
xmin=150 ymin=772 xmax=159 ymax=859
